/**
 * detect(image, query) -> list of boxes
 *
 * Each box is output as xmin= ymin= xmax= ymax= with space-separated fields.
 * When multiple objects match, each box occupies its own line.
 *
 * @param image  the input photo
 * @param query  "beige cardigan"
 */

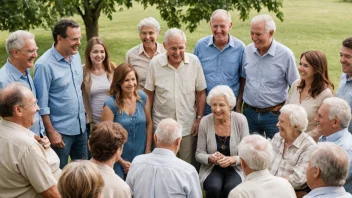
xmin=196 ymin=112 xmax=249 ymax=188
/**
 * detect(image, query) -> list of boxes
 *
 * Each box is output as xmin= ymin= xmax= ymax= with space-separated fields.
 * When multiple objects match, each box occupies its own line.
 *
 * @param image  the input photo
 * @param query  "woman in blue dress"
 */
xmin=102 ymin=63 xmax=152 ymax=179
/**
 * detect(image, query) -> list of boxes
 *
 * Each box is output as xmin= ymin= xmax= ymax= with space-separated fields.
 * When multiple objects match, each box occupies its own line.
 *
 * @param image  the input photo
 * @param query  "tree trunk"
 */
xmin=82 ymin=12 xmax=100 ymax=41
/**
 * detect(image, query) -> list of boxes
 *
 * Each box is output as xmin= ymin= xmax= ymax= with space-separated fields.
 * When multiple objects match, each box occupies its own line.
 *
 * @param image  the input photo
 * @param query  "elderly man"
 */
xmin=126 ymin=118 xmax=202 ymax=198
xmin=239 ymin=14 xmax=299 ymax=139
xmin=194 ymin=9 xmax=245 ymax=115
xmin=337 ymin=37 xmax=352 ymax=132
xmin=0 ymin=83 xmax=60 ymax=198
xmin=0 ymin=30 xmax=44 ymax=136
xmin=144 ymin=28 xmax=206 ymax=163
xmin=228 ymin=134 xmax=296 ymax=198
xmin=315 ymin=97 xmax=352 ymax=193
xmin=304 ymin=142 xmax=352 ymax=198
xmin=34 ymin=19 xmax=87 ymax=168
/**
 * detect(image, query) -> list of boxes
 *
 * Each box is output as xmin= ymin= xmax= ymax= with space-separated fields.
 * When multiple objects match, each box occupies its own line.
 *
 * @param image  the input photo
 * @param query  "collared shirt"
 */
xmin=303 ymin=186 xmax=352 ymax=198
xmin=0 ymin=119 xmax=57 ymax=198
xmin=0 ymin=59 xmax=45 ymax=136
xmin=126 ymin=148 xmax=202 ymax=198
xmin=270 ymin=132 xmax=316 ymax=189
xmin=228 ymin=169 xmax=296 ymax=198
xmin=34 ymin=45 xmax=86 ymax=135
xmin=194 ymin=35 xmax=245 ymax=115
xmin=242 ymin=40 xmax=299 ymax=108
xmin=125 ymin=43 xmax=166 ymax=89
xmin=319 ymin=128 xmax=352 ymax=193
xmin=336 ymin=73 xmax=352 ymax=132
xmin=144 ymin=52 xmax=207 ymax=136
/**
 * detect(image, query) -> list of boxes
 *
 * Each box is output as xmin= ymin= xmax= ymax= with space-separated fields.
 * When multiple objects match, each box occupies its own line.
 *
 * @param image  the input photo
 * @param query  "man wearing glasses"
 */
xmin=34 ymin=19 xmax=87 ymax=168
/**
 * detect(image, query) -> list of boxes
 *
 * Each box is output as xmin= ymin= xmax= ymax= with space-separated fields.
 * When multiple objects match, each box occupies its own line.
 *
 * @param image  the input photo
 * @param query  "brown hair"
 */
xmin=297 ymin=50 xmax=334 ymax=98
xmin=343 ymin=37 xmax=352 ymax=50
xmin=58 ymin=160 xmax=104 ymax=198
xmin=89 ymin=121 xmax=128 ymax=162
xmin=109 ymin=63 xmax=140 ymax=113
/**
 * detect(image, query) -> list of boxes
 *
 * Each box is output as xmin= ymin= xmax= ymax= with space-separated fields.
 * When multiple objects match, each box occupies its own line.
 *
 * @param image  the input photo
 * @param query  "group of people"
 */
xmin=0 ymin=7 xmax=352 ymax=198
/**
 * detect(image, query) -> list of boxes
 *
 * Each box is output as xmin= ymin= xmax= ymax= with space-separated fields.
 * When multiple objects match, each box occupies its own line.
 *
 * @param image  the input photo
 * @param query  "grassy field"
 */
xmin=0 ymin=0 xmax=351 ymax=87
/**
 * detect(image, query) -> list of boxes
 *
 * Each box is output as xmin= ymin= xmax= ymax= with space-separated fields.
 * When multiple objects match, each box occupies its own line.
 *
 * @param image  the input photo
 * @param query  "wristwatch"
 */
xmin=196 ymin=115 xmax=202 ymax=119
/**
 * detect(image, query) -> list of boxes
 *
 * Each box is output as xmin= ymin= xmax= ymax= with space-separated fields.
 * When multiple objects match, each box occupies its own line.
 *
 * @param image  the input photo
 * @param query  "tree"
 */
xmin=0 ymin=0 xmax=283 ymax=41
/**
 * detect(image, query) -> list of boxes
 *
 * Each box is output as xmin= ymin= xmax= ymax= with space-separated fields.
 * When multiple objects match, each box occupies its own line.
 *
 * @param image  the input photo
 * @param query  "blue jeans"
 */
xmin=243 ymin=106 xmax=280 ymax=139
xmin=52 ymin=131 xmax=88 ymax=169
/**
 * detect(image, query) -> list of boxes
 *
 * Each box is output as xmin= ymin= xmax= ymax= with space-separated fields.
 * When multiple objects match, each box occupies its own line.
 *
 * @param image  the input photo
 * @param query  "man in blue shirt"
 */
xmin=194 ymin=9 xmax=245 ymax=115
xmin=336 ymin=37 xmax=352 ymax=133
xmin=0 ymin=30 xmax=44 ymax=136
xmin=315 ymin=97 xmax=352 ymax=194
xmin=34 ymin=19 xmax=87 ymax=168
xmin=239 ymin=14 xmax=299 ymax=139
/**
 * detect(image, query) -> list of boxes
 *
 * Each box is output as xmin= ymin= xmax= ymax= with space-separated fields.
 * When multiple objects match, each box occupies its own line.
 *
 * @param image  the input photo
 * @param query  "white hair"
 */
xmin=210 ymin=9 xmax=232 ymax=23
xmin=322 ymin=97 xmax=351 ymax=128
xmin=137 ymin=17 xmax=161 ymax=33
xmin=251 ymin=14 xmax=276 ymax=33
xmin=280 ymin=104 xmax=308 ymax=132
xmin=163 ymin=28 xmax=186 ymax=45
xmin=155 ymin=118 xmax=182 ymax=145
xmin=206 ymin=85 xmax=236 ymax=109
xmin=6 ymin=30 xmax=35 ymax=57
xmin=310 ymin=142 xmax=349 ymax=186
xmin=238 ymin=134 xmax=273 ymax=171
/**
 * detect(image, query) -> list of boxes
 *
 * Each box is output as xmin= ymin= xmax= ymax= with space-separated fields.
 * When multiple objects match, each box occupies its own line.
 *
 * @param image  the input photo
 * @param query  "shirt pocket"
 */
xmin=182 ymin=80 xmax=195 ymax=95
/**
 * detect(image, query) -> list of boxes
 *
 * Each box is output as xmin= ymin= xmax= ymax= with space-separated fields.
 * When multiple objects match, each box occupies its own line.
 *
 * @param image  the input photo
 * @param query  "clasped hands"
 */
xmin=208 ymin=151 xmax=237 ymax=168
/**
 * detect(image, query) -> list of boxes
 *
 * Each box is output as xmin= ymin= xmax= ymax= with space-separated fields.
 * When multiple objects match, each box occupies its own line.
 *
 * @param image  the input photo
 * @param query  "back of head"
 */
xmin=155 ymin=118 xmax=182 ymax=146
xmin=238 ymin=134 xmax=273 ymax=171
xmin=310 ymin=142 xmax=349 ymax=186
xmin=58 ymin=160 xmax=104 ymax=198
xmin=251 ymin=14 xmax=276 ymax=33
xmin=6 ymin=30 xmax=35 ymax=57
xmin=0 ymin=82 xmax=30 ymax=118
xmin=322 ymin=97 xmax=351 ymax=128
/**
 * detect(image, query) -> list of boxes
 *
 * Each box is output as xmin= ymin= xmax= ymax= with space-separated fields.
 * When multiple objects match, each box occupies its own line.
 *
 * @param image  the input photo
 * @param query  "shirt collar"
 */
xmin=0 ymin=119 xmax=35 ymax=139
xmin=50 ymin=44 xmax=75 ymax=63
xmin=292 ymin=132 xmax=308 ymax=148
xmin=252 ymin=39 xmax=277 ymax=57
xmin=5 ymin=59 xmax=29 ymax=81
xmin=322 ymin=128 xmax=348 ymax=142
xmin=308 ymin=186 xmax=347 ymax=197
xmin=152 ymin=148 xmax=176 ymax=156
xmin=138 ymin=43 xmax=164 ymax=56
xmin=245 ymin=169 xmax=271 ymax=181
xmin=208 ymin=35 xmax=235 ymax=48
xmin=159 ymin=52 xmax=190 ymax=67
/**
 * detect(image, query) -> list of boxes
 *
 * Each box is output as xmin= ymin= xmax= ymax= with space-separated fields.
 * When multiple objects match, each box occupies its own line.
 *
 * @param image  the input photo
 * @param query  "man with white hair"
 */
xmin=126 ymin=118 xmax=202 ymax=198
xmin=239 ymin=14 xmax=299 ymax=139
xmin=194 ymin=9 xmax=245 ymax=115
xmin=228 ymin=134 xmax=296 ymax=198
xmin=315 ymin=97 xmax=352 ymax=193
xmin=144 ymin=28 xmax=206 ymax=164
xmin=304 ymin=142 xmax=352 ymax=198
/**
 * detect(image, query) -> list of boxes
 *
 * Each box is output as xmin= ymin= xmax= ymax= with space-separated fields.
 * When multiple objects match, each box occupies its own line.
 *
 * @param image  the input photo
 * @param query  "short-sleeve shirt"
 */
xmin=144 ymin=52 xmax=207 ymax=136
xmin=241 ymin=40 xmax=299 ymax=108
xmin=336 ymin=73 xmax=352 ymax=132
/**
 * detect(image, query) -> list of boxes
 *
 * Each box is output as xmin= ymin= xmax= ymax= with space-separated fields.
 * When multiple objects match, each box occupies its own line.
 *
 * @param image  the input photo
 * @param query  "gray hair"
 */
xmin=206 ymin=85 xmax=236 ymax=109
xmin=163 ymin=28 xmax=186 ymax=45
xmin=280 ymin=104 xmax=308 ymax=132
xmin=155 ymin=118 xmax=182 ymax=145
xmin=0 ymin=82 xmax=30 ymax=117
xmin=251 ymin=14 xmax=276 ymax=33
xmin=310 ymin=142 xmax=349 ymax=186
xmin=5 ymin=30 xmax=35 ymax=57
xmin=137 ymin=17 xmax=161 ymax=33
xmin=238 ymin=134 xmax=273 ymax=171
xmin=322 ymin=97 xmax=351 ymax=128
xmin=210 ymin=9 xmax=232 ymax=23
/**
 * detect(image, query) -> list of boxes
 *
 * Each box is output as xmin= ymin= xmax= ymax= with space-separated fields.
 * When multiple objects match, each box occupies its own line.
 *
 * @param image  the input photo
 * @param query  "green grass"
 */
xmin=0 ymin=0 xmax=351 ymax=87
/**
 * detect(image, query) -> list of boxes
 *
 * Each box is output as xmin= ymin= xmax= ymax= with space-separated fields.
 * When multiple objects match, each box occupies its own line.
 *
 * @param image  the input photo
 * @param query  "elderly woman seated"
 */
xmin=270 ymin=104 xmax=316 ymax=196
xmin=196 ymin=85 xmax=249 ymax=198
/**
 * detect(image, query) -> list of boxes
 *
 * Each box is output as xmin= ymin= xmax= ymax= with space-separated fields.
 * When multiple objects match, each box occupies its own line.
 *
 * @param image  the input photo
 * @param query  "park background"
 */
xmin=0 ymin=0 xmax=351 ymax=87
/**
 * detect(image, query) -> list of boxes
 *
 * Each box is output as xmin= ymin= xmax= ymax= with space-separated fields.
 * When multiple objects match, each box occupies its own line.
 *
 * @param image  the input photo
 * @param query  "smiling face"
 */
xmin=251 ymin=22 xmax=273 ymax=54
xmin=59 ymin=27 xmax=81 ymax=56
xmin=277 ymin=113 xmax=294 ymax=140
xmin=210 ymin=14 xmax=232 ymax=45
xmin=211 ymin=95 xmax=231 ymax=120
xmin=89 ymin=44 xmax=106 ymax=66
xmin=340 ymin=46 xmax=352 ymax=77
xmin=121 ymin=71 xmax=137 ymax=94
xmin=163 ymin=34 xmax=185 ymax=67
xmin=139 ymin=26 xmax=158 ymax=49
xmin=314 ymin=103 xmax=335 ymax=136
xmin=299 ymin=55 xmax=315 ymax=81
xmin=19 ymin=90 xmax=39 ymax=129
xmin=14 ymin=38 xmax=38 ymax=70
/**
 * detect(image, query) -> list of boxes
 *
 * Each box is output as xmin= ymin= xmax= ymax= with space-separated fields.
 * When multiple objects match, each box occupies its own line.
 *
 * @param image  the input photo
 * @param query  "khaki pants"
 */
xmin=178 ymin=134 xmax=200 ymax=171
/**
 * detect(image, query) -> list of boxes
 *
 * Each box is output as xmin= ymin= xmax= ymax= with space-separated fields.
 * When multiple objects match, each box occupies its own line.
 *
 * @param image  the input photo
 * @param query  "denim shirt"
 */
xmin=34 ymin=45 xmax=86 ymax=135
xmin=0 ymin=60 xmax=45 ymax=136
xmin=336 ymin=73 xmax=352 ymax=132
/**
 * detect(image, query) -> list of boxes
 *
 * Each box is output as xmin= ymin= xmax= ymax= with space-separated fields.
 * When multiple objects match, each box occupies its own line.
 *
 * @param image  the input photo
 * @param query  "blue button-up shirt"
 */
xmin=194 ymin=35 xmax=245 ymax=115
xmin=0 ymin=60 xmax=45 ymax=136
xmin=34 ymin=45 xmax=86 ymax=135
xmin=319 ymin=128 xmax=352 ymax=193
xmin=241 ymin=40 xmax=299 ymax=108
xmin=303 ymin=186 xmax=352 ymax=198
xmin=336 ymin=73 xmax=352 ymax=132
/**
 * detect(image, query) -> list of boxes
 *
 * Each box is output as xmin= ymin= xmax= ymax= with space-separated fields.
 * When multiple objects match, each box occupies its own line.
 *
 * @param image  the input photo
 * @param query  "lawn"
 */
xmin=0 ymin=0 xmax=351 ymax=87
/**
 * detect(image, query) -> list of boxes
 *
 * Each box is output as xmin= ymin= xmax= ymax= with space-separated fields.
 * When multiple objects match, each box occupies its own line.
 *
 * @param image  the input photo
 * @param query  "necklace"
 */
xmin=217 ymin=135 xmax=228 ymax=150
xmin=124 ymin=98 xmax=134 ymax=106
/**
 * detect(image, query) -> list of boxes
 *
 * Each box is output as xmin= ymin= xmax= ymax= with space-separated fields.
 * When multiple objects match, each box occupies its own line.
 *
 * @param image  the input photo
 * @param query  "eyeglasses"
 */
xmin=19 ymin=99 xmax=38 ymax=109
xmin=19 ymin=48 xmax=38 ymax=56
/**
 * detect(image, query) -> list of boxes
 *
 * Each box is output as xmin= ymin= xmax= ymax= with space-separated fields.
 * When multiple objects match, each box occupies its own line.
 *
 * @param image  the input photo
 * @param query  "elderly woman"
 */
xmin=270 ymin=104 xmax=316 ymax=196
xmin=125 ymin=17 xmax=166 ymax=89
xmin=196 ymin=85 xmax=249 ymax=198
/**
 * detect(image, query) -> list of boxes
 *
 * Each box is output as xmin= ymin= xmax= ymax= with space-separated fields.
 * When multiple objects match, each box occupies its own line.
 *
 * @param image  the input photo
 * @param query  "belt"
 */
xmin=243 ymin=101 xmax=285 ymax=113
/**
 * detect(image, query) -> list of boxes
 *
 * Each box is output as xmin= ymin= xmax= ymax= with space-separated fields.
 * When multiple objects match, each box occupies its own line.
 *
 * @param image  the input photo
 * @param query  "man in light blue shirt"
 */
xmin=304 ymin=142 xmax=352 ymax=198
xmin=315 ymin=97 xmax=352 ymax=194
xmin=0 ymin=30 xmax=44 ymax=136
xmin=239 ymin=14 xmax=299 ymax=139
xmin=126 ymin=118 xmax=202 ymax=198
xmin=194 ymin=9 xmax=245 ymax=115
xmin=34 ymin=19 xmax=87 ymax=168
